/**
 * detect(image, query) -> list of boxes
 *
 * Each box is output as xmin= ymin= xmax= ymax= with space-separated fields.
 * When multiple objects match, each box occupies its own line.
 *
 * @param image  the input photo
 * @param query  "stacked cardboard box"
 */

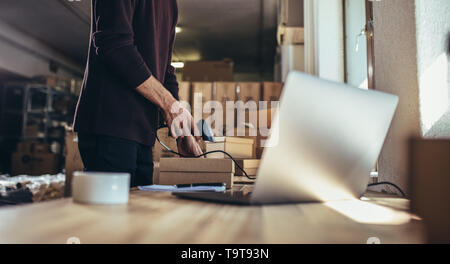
xmin=263 ymin=82 xmax=284 ymax=102
xmin=178 ymin=81 xmax=191 ymax=104
xmin=159 ymin=158 xmax=235 ymax=189
xmin=214 ymin=82 xmax=236 ymax=124
xmin=225 ymin=107 xmax=276 ymax=159
xmin=192 ymin=82 xmax=213 ymax=120
xmin=11 ymin=141 xmax=60 ymax=176
xmin=205 ymin=137 xmax=255 ymax=159
xmin=234 ymin=159 xmax=260 ymax=184
xmin=182 ymin=60 xmax=234 ymax=82
xmin=153 ymin=127 xmax=178 ymax=162
xmin=237 ymin=82 xmax=261 ymax=103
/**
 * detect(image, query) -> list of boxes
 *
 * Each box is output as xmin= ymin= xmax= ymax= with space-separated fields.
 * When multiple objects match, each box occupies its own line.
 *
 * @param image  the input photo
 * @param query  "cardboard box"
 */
xmin=237 ymin=82 xmax=261 ymax=103
xmin=214 ymin=82 xmax=237 ymax=123
xmin=159 ymin=172 xmax=234 ymax=188
xmin=153 ymin=162 xmax=160 ymax=185
xmin=206 ymin=137 xmax=255 ymax=159
xmin=64 ymin=130 xmax=84 ymax=197
xmin=192 ymin=82 xmax=213 ymax=120
xmin=16 ymin=141 xmax=50 ymax=154
xmin=11 ymin=152 xmax=33 ymax=175
xmin=225 ymin=128 xmax=269 ymax=159
xmin=11 ymin=152 xmax=59 ymax=176
xmin=238 ymin=107 xmax=275 ymax=131
xmin=215 ymin=82 xmax=237 ymax=103
xmin=32 ymin=75 xmax=58 ymax=87
xmin=234 ymin=159 xmax=260 ymax=176
xmin=25 ymin=124 xmax=41 ymax=138
xmin=234 ymin=176 xmax=256 ymax=184
xmin=153 ymin=128 xmax=179 ymax=162
xmin=263 ymin=82 xmax=283 ymax=102
xmin=178 ymin=81 xmax=191 ymax=104
xmin=160 ymin=158 xmax=234 ymax=173
xmin=159 ymin=158 xmax=235 ymax=188
xmin=183 ymin=60 xmax=234 ymax=82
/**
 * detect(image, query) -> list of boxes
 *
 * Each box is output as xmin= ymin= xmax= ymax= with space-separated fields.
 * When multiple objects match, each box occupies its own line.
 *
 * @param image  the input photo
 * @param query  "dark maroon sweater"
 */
xmin=74 ymin=0 xmax=179 ymax=146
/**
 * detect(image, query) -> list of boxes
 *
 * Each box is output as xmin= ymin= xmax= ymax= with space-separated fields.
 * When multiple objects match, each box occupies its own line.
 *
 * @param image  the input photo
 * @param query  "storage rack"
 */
xmin=0 ymin=83 xmax=76 ymax=142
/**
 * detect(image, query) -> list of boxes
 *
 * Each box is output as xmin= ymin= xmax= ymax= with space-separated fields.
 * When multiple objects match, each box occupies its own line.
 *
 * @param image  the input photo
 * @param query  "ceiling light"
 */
xmin=171 ymin=62 xmax=185 ymax=69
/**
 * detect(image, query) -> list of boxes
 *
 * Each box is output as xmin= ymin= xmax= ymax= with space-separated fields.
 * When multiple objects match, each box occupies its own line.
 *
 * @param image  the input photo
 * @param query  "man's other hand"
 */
xmin=177 ymin=136 xmax=203 ymax=157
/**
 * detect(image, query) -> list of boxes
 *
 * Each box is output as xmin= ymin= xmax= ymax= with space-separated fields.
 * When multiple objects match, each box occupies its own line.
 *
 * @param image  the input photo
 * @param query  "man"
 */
xmin=73 ymin=0 xmax=203 ymax=187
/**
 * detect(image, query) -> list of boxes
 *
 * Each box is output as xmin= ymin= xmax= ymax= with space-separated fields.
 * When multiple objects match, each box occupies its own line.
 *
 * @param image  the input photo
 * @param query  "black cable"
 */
xmin=156 ymin=134 xmax=256 ymax=181
xmin=368 ymin=181 xmax=406 ymax=197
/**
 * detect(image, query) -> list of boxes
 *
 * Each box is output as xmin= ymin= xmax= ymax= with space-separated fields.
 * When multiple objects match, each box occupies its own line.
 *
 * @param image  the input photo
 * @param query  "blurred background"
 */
xmin=0 ymin=0 xmax=303 ymax=176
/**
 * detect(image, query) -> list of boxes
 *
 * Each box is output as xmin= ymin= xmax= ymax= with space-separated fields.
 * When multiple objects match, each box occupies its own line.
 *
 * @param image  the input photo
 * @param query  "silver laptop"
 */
xmin=174 ymin=71 xmax=399 ymax=205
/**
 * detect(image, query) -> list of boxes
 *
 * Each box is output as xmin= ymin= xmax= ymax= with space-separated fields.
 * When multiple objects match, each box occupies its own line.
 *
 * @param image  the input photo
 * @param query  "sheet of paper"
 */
xmin=138 ymin=185 xmax=226 ymax=193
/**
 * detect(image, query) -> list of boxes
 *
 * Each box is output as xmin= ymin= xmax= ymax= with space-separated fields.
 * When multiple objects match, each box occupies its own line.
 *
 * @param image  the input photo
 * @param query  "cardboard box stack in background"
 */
xmin=192 ymin=82 xmax=213 ymax=120
xmin=182 ymin=60 xmax=234 ymax=82
xmin=178 ymin=81 xmax=191 ymax=104
xmin=237 ymin=82 xmax=261 ymax=103
xmin=214 ymin=82 xmax=236 ymax=125
xmin=11 ymin=141 xmax=60 ymax=176
xmin=159 ymin=158 xmax=235 ymax=189
xmin=263 ymin=82 xmax=283 ymax=102
xmin=64 ymin=130 xmax=84 ymax=197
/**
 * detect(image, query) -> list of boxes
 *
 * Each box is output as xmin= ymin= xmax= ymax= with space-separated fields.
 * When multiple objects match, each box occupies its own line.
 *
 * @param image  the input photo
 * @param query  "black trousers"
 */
xmin=77 ymin=134 xmax=154 ymax=187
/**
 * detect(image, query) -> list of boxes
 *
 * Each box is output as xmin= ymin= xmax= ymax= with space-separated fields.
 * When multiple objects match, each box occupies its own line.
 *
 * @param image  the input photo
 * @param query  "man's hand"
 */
xmin=163 ymin=101 xmax=200 ymax=139
xmin=136 ymin=76 xmax=200 ymax=139
xmin=177 ymin=136 xmax=203 ymax=157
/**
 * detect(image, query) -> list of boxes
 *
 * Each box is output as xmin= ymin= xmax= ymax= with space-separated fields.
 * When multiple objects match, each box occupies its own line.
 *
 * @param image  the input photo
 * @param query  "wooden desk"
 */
xmin=0 ymin=190 xmax=424 ymax=244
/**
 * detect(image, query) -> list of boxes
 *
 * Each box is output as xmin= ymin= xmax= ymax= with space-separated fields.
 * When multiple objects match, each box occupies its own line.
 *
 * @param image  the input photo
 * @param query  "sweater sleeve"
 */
xmin=163 ymin=10 xmax=180 ymax=100
xmin=92 ymin=0 xmax=151 ymax=89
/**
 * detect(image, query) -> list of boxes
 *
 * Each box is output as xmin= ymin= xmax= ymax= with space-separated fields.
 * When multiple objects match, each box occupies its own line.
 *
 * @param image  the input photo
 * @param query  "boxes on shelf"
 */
xmin=64 ymin=130 xmax=84 ymax=197
xmin=178 ymin=82 xmax=191 ymax=104
xmin=11 ymin=151 xmax=59 ymax=176
xmin=32 ymin=75 xmax=58 ymax=87
xmin=24 ymin=124 xmax=42 ymax=138
xmin=263 ymin=82 xmax=284 ymax=102
xmin=191 ymin=82 xmax=213 ymax=119
xmin=237 ymin=82 xmax=261 ymax=103
xmin=206 ymin=137 xmax=255 ymax=159
xmin=214 ymin=82 xmax=237 ymax=122
xmin=16 ymin=141 xmax=49 ymax=154
xmin=69 ymin=78 xmax=83 ymax=95
xmin=182 ymin=60 xmax=234 ymax=82
xmin=236 ymin=106 xmax=276 ymax=131
xmin=159 ymin=158 xmax=235 ymax=188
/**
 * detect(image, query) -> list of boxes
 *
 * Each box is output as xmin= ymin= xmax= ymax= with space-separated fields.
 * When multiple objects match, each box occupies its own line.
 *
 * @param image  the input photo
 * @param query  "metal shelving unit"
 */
xmin=1 ymin=83 xmax=76 ymax=142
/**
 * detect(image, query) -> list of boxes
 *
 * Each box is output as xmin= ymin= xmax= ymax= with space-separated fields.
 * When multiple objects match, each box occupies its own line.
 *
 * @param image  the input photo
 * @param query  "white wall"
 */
xmin=373 ymin=0 xmax=422 ymax=194
xmin=415 ymin=0 xmax=450 ymax=138
xmin=373 ymin=0 xmax=450 ymax=194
